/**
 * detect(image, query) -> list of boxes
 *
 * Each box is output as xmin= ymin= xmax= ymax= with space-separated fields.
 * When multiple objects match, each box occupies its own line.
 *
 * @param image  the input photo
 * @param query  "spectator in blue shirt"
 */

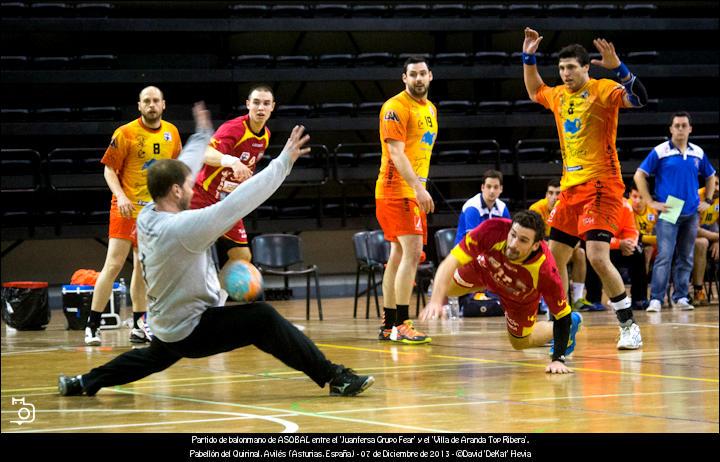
xmin=634 ymin=112 xmax=717 ymax=312
xmin=455 ymin=169 xmax=510 ymax=244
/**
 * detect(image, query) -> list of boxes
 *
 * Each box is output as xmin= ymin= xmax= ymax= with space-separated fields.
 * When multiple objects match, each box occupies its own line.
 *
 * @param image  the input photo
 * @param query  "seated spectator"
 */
xmin=628 ymin=184 xmax=658 ymax=307
xmin=692 ymin=177 xmax=719 ymax=304
xmin=455 ymin=169 xmax=510 ymax=244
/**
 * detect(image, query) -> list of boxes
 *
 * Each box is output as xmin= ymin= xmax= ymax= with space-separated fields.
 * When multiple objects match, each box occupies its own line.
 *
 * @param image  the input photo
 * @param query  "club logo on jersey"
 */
xmin=109 ymin=137 xmax=118 ymax=149
xmin=414 ymin=215 xmax=422 ymax=231
xmin=580 ymin=90 xmax=589 ymax=99
xmin=647 ymin=213 xmax=655 ymax=221
xmin=163 ymin=132 xmax=172 ymax=142
xmin=563 ymin=118 xmax=581 ymax=135
xmin=384 ymin=111 xmax=400 ymax=122
xmin=240 ymin=152 xmax=251 ymax=162
xmin=420 ymin=131 xmax=435 ymax=145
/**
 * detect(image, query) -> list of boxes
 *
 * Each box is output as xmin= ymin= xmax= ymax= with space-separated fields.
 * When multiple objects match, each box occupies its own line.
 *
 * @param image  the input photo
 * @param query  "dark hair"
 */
xmin=403 ymin=56 xmax=430 ymax=74
xmin=147 ymin=159 xmax=191 ymax=201
xmin=547 ymin=178 xmax=561 ymax=189
xmin=512 ymin=210 xmax=546 ymax=243
xmin=247 ymin=83 xmax=274 ymax=100
xmin=558 ymin=44 xmax=590 ymax=66
xmin=482 ymin=169 xmax=503 ymax=186
xmin=670 ymin=111 xmax=692 ymax=126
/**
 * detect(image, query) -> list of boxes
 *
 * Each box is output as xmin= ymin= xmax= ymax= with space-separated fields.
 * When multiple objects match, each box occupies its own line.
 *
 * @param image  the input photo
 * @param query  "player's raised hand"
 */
xmin=591 ymin=38 xmax=622 ymax=70
xmin=523 ymin=27 xmax=543 ymax=54
xmin=283 ymin=125 xmax=311 ymax=162
xmin=192 ymin=101 xmax=212 ymax=131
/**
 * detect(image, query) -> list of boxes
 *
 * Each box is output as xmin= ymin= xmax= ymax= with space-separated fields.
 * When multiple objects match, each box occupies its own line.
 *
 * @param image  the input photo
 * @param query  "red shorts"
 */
xmin=548 ymin=178 xmax=625 ymax=239
xmin=190 ymin=187 xmax=248 ymax=245
xmin=375 ymin=197 xmax=427 ymax=245
xmin=109 ymin=202 xmax=138 ymax=247
xmin=454 ymin=266 xmax=539 ymax=338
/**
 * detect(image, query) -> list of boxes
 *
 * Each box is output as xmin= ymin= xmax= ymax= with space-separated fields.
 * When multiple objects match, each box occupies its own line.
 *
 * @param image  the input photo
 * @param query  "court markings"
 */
xmin=2 ymin=408 xmax=298 ymax=433
xmin=316 ymin=343 xmax=720 ymax=383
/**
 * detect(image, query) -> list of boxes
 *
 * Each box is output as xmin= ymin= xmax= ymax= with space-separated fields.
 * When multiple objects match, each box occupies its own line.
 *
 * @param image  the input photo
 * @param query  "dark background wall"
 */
xmin=2 ymin=1 xmax=718 ymax=284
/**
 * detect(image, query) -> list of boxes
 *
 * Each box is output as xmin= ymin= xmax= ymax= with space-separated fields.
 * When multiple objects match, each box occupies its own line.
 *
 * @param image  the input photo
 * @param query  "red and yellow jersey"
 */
xmin=535 ymin=78 xmax=625 ymax=189
xmin=451 ymin=218 xmax=571 ymax=321
xmin=376 ymin=90 xmax=438 ymax=199
xmin=698 ymin=187 xmax=719 ymax=227
xmin=529 ymin=197 xmax=554 ymax=236
xmin=627 ymin=198 xmax=658 ymax=246
xmin=610 ymin=202 xmax=639 ymax=249
xmin=101 ymin=118 xmax=181 ymax=218
xmin=194 ymin=114 xmax=270 ymax=201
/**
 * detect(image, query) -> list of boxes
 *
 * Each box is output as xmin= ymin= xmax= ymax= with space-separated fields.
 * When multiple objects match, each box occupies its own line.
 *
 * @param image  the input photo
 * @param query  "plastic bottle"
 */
xmin=118 ymin=278 xmax=128 ymax=310
xmin=448 ymin=296 xmax=460 ymax=319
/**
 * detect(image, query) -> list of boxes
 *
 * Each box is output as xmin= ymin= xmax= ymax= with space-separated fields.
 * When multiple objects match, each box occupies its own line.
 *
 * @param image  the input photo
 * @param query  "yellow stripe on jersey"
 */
xmin=450 ymin=245 xmax=473 ymax=265
xmin=202 ymin=166 xmax=225 ymax=191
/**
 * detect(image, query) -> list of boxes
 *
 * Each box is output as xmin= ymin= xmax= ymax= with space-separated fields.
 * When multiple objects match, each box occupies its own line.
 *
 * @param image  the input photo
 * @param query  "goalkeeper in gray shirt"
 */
xmin=59 ymin=102 xmax=374 ymax=397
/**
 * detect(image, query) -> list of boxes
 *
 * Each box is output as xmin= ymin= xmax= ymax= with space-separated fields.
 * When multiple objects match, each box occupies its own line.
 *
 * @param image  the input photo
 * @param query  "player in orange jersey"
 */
xmin=376 ymin=56 xmax=437 ymax=344
xmin=523 ymin=28 xmax=648 ymax=349
xmin=191 ymin=84 xmax=275 ymax=267
xmin=85 ymin=86 xmax=181 ymax=346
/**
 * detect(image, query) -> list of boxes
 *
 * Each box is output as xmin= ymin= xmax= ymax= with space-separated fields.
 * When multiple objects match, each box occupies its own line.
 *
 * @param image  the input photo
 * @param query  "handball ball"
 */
xmin=220 ymin=260 xmax=263 ymax=303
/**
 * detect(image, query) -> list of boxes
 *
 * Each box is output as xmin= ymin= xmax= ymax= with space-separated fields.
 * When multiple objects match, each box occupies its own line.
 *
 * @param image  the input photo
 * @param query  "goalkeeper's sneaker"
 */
xmin=390 ymin=320 xmax=431 ymax=344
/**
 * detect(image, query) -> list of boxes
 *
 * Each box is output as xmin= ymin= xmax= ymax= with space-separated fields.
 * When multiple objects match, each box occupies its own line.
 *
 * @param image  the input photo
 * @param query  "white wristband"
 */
xmin=220 ymin=154 xmax=237 ymax=168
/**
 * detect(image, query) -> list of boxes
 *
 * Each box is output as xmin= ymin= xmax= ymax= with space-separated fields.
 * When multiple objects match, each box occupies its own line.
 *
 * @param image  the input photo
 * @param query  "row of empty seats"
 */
xmin=0 ymin=51 xmax=660 ymax=71
xmin=0 ymin=2 xmax=660 ymax=19
xmin=1 ymin=99 xmax=663 ymax=123
xmin=228 ymin=51 xmax=660 ymax=67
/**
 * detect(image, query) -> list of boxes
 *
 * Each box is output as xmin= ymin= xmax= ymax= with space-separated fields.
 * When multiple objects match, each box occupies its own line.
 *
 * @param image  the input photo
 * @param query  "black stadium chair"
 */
xmin=433 ymin=149 xmax=474 ymax=165
xmin=352 ymin=230 xmax=382 ymax=319
xmin=625 ymin=51 xmax=660 ymax=64
xmin=470 ymin=4 xmax=507 ymax=16
xmin=473 ymin=51 xmax=509 ymax=65
xmin=507 ymin=3 xmax=543 ymax=16
xmin=356 ymin=52 xmax=395 ymax=67
xmin=356 ymin=102 xmax=383 ymax=116
xmin=1 ymin=2 xmax=28 ymax=17
xmin=583 ymin=4 xmax=618 ymax=17
xmin=35 ymin=107 xmax=74 ymax=122
xmin=434 ymin=228 xmax=458 ymax=261
xmin=228 ymin=4 xmax=268 ymax=17
xmin=270 ymin=4 xmax=310 ymax=18
xmin=275 ymin=55 xmax=313 ymax=67
xmin=32 ymin=56 xmax=72 ymax=69
xmin=317 ymin=53 xmax=354 ymax=67
xmin=622 ymin=3 xmax=658 ymax=16
xmin=1 ymin=55 xmax=29 ymax=69
xmin=314 ymin=103 xmax=355 ymax=118
xmin=392 ymin=4 xmax=429 ymax=17
xmin=80 ymin=106 xmax=120 ymax=121
xmin=29 ymin=2 xmax=70 ymax=17
xmin=273 ymin=104 xmax=312 ymax=118
xmin=433 ymin=52 xmax=470 ymax=66
xmin=477 ymin=101 xmax=512 ymax=113
xmin=546 ymin=3 xmax=582 ymax=16
xmin=1 ymin=108 xmax=30 ymax=122
xmin=230 ymin=54 xmax=274 ymax=68
xmin=438 ymin=100 xmax=474 ymax=114
xmin=74 ymin=2 xmax=114 ymax=17
xmin=77 ymin=54 xmax=117 ymax=69
xmin=430 ymin=3 xmax=467 ymax=17
xmin=351 ymin=4 xmax=389 ymax=17
xmin=313 ymin=4 xmax=349 ymax=17
xmin=251 ymin=234 xmax=323 ymax=320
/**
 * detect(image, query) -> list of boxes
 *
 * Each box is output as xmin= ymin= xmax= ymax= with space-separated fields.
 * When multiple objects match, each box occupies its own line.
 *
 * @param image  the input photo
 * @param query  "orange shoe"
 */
xmin=693 ymin=287 xmax=708 ymax=306
xmin=390 ymin=320 xmax=432 ymax=344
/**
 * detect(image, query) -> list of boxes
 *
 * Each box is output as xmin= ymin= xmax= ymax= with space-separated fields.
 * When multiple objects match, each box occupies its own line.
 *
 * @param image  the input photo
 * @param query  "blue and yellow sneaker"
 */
xmin=549 ymin=312 xmax=583 ymax=357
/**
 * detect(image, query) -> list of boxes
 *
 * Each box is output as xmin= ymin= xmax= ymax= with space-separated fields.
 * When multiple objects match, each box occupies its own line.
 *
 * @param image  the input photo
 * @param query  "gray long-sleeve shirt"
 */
xmin=136 ymin=128 xmax=293 ymax=342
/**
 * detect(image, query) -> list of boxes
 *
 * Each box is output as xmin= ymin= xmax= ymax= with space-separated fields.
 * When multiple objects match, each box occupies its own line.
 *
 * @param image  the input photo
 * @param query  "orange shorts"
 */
xmin=109 ymin=202 xmax=138 ymax=247
xmin=376 ymin=198 xmax=427 ymax=244
xmin=548 ymin=177 xmax=625 ymax=239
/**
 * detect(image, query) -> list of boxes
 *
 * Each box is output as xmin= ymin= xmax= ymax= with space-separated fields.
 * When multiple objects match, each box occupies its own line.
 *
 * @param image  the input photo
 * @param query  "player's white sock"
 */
xmin=571 ymin=282 xmax=585 ymax=302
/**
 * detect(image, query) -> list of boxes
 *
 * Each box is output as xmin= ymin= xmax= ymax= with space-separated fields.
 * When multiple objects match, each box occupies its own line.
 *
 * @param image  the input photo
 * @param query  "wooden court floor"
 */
xmin=2 ymin=297 xmax=718 ymax=433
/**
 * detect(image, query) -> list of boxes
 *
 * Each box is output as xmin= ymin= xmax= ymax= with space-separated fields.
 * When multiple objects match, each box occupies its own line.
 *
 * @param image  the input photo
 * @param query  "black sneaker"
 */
xmin=58 ymin=374 xmax=85 ymax=396
xmin=329 ymin=365 xmax=374 ymax=396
